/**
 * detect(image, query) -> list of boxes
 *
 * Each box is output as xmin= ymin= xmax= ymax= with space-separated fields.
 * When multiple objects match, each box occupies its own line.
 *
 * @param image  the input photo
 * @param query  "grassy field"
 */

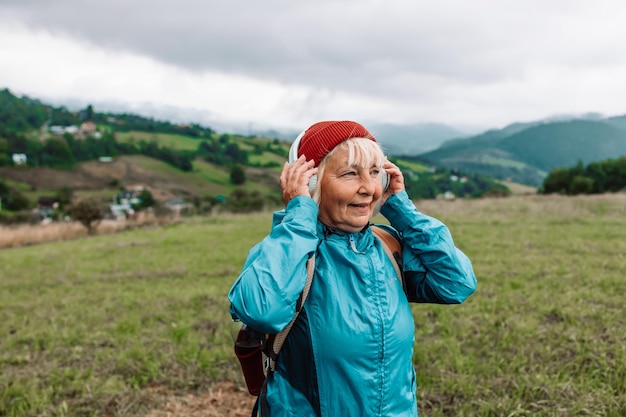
xmin=1 ymin=193 xmax=625 ymax=416
xmin=247 ymin=151 xmax=286 ymax=167
xmin=115 ymin=132 xmax=203 ymax=151
xmin=395 ymin=159 xmax=431 ymax=173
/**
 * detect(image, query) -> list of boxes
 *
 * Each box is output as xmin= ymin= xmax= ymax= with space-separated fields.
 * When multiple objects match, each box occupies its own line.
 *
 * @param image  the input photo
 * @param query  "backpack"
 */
xmin=234 ymin=225 xmax=403 ymax=397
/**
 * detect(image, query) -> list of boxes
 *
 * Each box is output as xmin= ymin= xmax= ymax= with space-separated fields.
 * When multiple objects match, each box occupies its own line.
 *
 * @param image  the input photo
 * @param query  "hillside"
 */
xmin=0 ymin=155 xmax=282 ymax=203
xmin=420 ymin=117 xmax=626 ymax=186
xmin=0 ymin=88 xmax=511 ymax=213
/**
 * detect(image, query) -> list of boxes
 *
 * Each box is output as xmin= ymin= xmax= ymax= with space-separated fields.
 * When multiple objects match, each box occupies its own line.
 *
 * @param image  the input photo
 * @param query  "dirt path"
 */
xmin=146 ymin=381 xmax=257 ymax=417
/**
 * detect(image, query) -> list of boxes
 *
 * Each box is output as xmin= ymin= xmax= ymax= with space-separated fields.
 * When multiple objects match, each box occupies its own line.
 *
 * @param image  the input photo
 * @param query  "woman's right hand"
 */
xmin=381 ymin=159 xmax=405 ymax=205
xmin=279 ymin=155 xmax=318 ymax=204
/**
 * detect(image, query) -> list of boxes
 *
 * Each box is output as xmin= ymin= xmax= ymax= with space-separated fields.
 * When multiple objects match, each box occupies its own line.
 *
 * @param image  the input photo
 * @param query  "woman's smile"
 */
xmin=349 ymin=202 xmax=372 ymax=213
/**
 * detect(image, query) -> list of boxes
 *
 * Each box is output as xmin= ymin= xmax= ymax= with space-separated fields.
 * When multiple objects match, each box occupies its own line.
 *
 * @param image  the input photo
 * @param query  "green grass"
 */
xmin=115 ymin=131 xmax=202 ymax=151
xmin=130 ymin=155 xmax=279 ymax=197
xmin=395 ymin=158 xmax=430 ymax=173
xmin=3 ymin=179 xmax=34 ymax=193
xmin=480 ymin=155 xmax=528 ymax=169
xmin=1 ymin=194 xmax=625 ymax=416
xmin=115 ymin=155 xmax=235 ymax=197
xmin=412 ymin=195 xmax=626 ymax=416
xmin=1 ymin=216 xmax=258 ymax=416
xmin=247 ymin=151 xmax=285 ymax=167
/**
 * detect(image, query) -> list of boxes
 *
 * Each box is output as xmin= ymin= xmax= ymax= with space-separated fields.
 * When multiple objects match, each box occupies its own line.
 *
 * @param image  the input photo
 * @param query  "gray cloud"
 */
xmin=2 ymin=0 xmax=626 ymax=128
xmin=0 ymin=2 xmax=563 ymax=86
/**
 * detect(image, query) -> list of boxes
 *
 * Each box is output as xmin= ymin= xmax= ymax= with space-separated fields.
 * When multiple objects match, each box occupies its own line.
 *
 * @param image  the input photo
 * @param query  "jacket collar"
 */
xmin=316 ymin=221 xmax=375 ymax=252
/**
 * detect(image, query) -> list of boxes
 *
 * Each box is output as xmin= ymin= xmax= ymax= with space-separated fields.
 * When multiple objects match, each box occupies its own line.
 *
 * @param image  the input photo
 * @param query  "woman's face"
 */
xmin=317 ymin=146 xmax=383 ymax=233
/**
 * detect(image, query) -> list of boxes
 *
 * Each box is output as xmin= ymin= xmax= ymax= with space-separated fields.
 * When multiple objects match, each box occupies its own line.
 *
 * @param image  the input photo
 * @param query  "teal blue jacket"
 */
xmin=229 ymin=191 xmax=476 ymax=416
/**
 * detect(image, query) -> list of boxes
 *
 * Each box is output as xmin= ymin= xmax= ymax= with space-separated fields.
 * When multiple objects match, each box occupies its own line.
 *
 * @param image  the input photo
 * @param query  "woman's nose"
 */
xmin=359 ymin=173 xmax=378 ymax=195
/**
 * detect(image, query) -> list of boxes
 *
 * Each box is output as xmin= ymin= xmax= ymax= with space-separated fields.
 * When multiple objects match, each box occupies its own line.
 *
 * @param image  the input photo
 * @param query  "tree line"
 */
xmin=541 ymin=157 xmax=626 ymax=195
xmin=0 ymin=88 xmax=253 ymax=172
xmin=402 ymin=168 xmax=509 ymax=199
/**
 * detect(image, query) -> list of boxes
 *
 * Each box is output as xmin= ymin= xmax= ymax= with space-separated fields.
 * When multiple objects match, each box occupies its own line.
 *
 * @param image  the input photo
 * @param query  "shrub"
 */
xmin=230 ymin=165 xmax=246 ymax=185
xmin=0 ymin=210 xmax=40 ymax=225
xmin=68 ymin=198 xmax=105 ymax=234
xmin=569 ymin=175 xmax=594 ymax=195
xmin=223 ymin=190 xmax=280 ymax=213
xmin=0 ymin=181 xmax=31 ymax=211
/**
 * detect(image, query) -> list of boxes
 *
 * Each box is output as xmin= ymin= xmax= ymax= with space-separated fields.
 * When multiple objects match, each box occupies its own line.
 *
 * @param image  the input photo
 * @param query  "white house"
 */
xmin=12 ymin=153 xmax=27 ymax=165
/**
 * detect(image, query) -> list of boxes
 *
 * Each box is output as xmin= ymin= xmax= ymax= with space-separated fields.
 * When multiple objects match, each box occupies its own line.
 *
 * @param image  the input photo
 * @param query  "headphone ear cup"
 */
xmin=381 ymin=170 xmax=390 ymax=191
xmin=308 ymin=175 xmax=318 ymax=193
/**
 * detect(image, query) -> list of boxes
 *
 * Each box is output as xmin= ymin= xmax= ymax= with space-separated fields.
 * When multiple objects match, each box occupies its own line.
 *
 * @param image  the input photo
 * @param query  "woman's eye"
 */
xmin=342 ymin=171 xmax=357 ymax=177
xmin=371 ymin=168 xmax=381 ymax=177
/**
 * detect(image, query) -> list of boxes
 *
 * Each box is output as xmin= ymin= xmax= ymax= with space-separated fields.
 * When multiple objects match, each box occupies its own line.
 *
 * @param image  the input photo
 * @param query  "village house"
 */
xmin=49 ymin=123 xmax=100 ymax=140
xmin=12 ymin=153 xmax=27 ymax=165
xmin=36 ymin=196 xmax=59 ymax=219
xmin=79 ymin=121 xmax=98 ymax=137
xmin=49 ymin=125 xmax=79 ymax=135
xmin=115 ymin=190 xmax=141 ymax=206
xmin=109 ymin=203 xmax=134 ymax=221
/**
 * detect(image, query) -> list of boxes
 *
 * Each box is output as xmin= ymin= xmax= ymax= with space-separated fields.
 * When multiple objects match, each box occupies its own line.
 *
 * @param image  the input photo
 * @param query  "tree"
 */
xmin=569 ymin=175 xmax=594 ymax=195
xmin=224 ymin=143 xmax=247 ymax=164
xmin=0 ymin=138 xmax=9 ymax=166
xmin=230 ymin=165 xmax=246 ymax=185
xmin=69 ymin=198 xmax=105 ymax=235
xmin=40 ymin=138 xmax=74 ymax=167
xmin=0 ymin=181 xmax=30 ymax=211
xmin=137 ymin=188 xmax=155 ymax=208
xmin=55 ymin=187 xmax=74 ymax=208
xmin=85 ymin=104 xmax=94 ymax=121
xmin=542 ymin=167 xmax=575 ymax=194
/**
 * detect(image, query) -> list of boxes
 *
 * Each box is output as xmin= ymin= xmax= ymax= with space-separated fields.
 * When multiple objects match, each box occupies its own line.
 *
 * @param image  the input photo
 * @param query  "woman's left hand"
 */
xmin=381 ymin=160 xmax=405 ymax=204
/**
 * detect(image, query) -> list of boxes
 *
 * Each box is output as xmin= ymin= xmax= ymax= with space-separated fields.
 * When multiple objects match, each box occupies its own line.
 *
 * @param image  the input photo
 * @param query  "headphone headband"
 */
xmin=288 ymin=130 xmax=307 ymax=164
xmin=288 ymin=132 xmax=390 ymax=193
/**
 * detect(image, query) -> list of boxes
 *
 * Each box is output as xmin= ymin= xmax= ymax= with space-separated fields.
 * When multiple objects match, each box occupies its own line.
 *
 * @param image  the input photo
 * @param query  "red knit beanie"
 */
xmin=297 ymin=121 xmax=377 ymax=167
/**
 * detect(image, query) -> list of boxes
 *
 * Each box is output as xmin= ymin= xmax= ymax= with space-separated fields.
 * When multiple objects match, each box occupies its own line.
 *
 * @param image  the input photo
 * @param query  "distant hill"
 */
xmin=368 ymin=122 xmax=471 ymax=156
xmin=239 ymin=122 xmax=475 ymax=156
xmin=0 ymin=87 xmax=519 ymax=205
xmin=419 ymin=117 xmax=626 ymax=186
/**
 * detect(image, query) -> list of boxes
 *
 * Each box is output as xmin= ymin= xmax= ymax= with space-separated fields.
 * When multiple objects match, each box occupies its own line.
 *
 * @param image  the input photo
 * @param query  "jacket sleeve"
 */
xmin=380 ymin=191 xmax=477 ymax=304
xmin=228 ymin=196 xmax=320 ymax=333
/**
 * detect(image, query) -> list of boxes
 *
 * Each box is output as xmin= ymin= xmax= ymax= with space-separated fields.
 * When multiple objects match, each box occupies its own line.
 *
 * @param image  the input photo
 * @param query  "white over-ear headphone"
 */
xmin=288 ymin=131 xmax=390 ymax=193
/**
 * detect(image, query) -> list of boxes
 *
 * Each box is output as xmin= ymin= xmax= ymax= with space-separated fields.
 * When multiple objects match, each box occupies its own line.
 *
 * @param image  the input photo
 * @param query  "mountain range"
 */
xmin=3 ymin=87 xmax=626 ymax=188
xmin=248 ymin=114 xmax=626 ymax=187
xmin=238 ymin=121 xmax=475 ymax=155
xmin=415 ymin=115 xmax=626 ymax=186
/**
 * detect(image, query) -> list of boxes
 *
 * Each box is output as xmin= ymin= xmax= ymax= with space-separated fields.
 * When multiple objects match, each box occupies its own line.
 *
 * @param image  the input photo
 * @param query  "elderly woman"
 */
xmin=228 ymin=121 xmax=476 ymax=417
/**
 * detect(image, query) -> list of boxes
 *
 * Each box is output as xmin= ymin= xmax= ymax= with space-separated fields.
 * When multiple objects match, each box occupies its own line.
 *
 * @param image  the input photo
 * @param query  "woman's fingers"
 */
xmin=382 ymin=160 xmax=405 ymax=201
xmin=280 ymin=156 xmax=317 ymax=204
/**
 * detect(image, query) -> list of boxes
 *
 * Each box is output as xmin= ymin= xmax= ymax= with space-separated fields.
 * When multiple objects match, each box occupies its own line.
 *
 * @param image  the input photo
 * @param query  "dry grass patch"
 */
xmin=146 ymin=381 xmax=256 ymax=417
xmin=0 ymin=213 xmax=172 ymax=249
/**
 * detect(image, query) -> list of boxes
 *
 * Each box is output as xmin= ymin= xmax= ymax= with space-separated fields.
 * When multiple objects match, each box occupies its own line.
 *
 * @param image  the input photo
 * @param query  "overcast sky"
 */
xmin=1 ymin=0 xmax=626 ymax=134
